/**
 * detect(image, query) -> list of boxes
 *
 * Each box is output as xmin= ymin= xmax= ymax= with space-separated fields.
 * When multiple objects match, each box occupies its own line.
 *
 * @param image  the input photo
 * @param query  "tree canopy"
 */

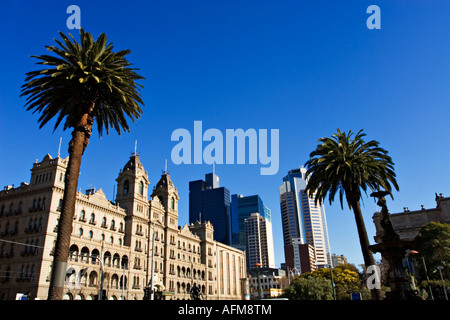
xmin=415 ymin=221 xmax=450 ymax=280
xmin=283 ymin=264 xmax=362 ymax=300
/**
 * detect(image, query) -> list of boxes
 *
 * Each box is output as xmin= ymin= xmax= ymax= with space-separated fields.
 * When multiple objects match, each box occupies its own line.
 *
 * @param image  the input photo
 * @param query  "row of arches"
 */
xmin=66 ymin=267 xmax=129 ymax=290
xmin=68 ymin=245 xmax=128 ymax=269
xmin=175 ymin=282 xmax=206 ymax=295
xmin=79 ymin=210 xmax=124 ymax=231
xmin=76 ymin=227 xmax=124 ymax=246
xmin=177 ymin=266 xmax=205 ymax=280
xmin=63 ymin=293 xmax=124 ymax=300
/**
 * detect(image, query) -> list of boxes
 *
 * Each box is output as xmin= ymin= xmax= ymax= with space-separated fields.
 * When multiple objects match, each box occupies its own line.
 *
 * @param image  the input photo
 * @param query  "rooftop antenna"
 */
xmin=58 ymin=137 xmax=62 ymax=158
xmin=163 ymin=158 xmax=169 ymax=175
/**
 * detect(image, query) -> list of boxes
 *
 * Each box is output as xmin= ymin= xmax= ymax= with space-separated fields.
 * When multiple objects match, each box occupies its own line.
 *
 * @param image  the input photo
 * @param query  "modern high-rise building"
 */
xmin=244 ymin=213 xmax=275 ymax=269
xmin=230 ymin=194 xmax=271 ymax=246
xmin=279 ymin=167 xmax=331 ymax=270
xmin=230 ymin=194 xmax=274 ymax=269
xmin=189 ymin=173 xmax=231 ymax=245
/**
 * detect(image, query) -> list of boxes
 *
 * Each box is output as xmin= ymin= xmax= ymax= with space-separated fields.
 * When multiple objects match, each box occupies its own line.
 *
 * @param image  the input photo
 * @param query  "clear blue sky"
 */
xmin=1 ymin=0 xmax=449 ymax=269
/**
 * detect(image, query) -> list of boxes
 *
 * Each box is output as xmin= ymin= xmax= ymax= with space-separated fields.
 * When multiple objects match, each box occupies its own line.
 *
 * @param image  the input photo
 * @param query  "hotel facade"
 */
xmin=0 ymin=153 xmax=246 ymax=300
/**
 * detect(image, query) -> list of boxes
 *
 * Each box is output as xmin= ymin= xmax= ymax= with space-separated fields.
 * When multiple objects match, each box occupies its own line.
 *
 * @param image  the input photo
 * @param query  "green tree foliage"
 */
xmin=415 ymin=222 xmax=450 ymax=280
xmin=283 ymin=276 xmax=333 ymax=300
xmin=283 ymin=264 xmax=362 ymax=300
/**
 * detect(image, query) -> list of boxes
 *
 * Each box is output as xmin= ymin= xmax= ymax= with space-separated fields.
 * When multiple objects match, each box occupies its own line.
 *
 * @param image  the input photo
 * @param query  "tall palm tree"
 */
xmin=304 ymin=129 xmax=399 ymax=299
xmin=21 ymin=29 xmax=145 ymax=300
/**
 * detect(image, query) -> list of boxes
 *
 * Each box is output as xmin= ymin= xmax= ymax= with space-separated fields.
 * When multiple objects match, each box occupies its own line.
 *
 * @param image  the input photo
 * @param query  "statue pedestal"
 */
xmin=369 ymin=240 xmax=415 ymax=300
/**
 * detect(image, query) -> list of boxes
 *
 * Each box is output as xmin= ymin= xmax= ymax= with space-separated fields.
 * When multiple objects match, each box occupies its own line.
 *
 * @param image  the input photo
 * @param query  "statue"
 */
xmin=369 ymin=190 xmax=414 ymax=299
xmin=190 ymin=284 xmax=202 ymax=300
xmin=370 ymin=190 xmax=400 ymax=242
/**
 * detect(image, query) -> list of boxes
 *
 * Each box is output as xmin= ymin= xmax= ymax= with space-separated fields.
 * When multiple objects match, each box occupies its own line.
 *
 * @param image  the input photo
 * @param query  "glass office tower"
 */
xmin=231 ymin=194 xmax=271 ymax=246
xmin=231 ymin=194 xmax=275 ymax=268
xmin=279 ymin=167 xmax=332 ymax=268
xmin=189 ymin=173 xmax=231 ymax=245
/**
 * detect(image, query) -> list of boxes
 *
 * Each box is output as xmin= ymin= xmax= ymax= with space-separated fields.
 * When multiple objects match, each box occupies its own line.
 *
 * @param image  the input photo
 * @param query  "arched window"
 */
xmin=69 ymin=245 xmax=79 ymax=261
xmin=80 ymin=210 xmax=85 ymax=220
xmin=89 ymin=271 xmax=98 ymax=286
xmin=138 ymin=181 xmax=144 ymax=196
xmin=171 ymin=197 xmax=175 ymax=210
xmin=123 ymin=180 xmax=129 ymax=194
xmin=91 ymin=249 xmax=100 ymax=264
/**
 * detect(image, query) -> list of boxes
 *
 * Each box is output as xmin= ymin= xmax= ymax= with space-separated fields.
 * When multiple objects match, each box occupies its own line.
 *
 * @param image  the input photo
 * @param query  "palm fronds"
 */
xmin=21 ymin=29 xmax=145 ymax=137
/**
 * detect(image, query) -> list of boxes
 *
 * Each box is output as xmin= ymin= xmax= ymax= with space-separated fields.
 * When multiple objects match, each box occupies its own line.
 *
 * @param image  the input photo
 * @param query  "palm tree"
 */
xmin=304 ymin=129 xmax=399 ymax=299
xmin=21 ymin=29 xmax=145 ymax=300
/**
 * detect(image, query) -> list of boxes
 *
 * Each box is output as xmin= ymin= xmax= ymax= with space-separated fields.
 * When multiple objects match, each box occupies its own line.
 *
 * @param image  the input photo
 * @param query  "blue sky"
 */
xmin=1 ymin=0 xmax=450 ymax=269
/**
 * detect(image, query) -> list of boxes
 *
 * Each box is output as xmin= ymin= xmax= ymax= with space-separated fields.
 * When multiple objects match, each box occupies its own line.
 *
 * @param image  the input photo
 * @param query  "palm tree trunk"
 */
xmin=349 ymin=198 xmax=382 ymax=300
xmin=48 ymin=114 xmax=92 ymax=300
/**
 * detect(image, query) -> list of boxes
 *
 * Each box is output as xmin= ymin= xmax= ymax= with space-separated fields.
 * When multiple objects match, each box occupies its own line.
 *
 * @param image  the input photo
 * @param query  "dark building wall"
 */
xmin=189 ymin=178 xmax=231 ymax=245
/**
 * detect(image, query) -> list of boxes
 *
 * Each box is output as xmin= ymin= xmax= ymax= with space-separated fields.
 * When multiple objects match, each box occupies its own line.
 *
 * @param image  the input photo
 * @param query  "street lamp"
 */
xmin=72 ymin=253 xmax=105 ymax=300
xmin=437 ymin=266 xmax=448 ymax=300
xmin=148 ymin=221 xmax=156 ymax=300
xmin=322 ymin=264 xmax=336 ymax=300
xmin=98 ymin=256 xmax=105 ymax=300
xmin=405 ymin=250 xmax=418 ymax=291
xmin=406 ymin=250 xmax=433 ymax=300
xmin=287 ymin=267 xmax=299 ymax=284
xmin=255 ymin=263 xmax=262 ymax=300
xmin=121 ymin=260 xmax=128 ymax=300
xmin=327 ymin=265 xmax=336 ymax=300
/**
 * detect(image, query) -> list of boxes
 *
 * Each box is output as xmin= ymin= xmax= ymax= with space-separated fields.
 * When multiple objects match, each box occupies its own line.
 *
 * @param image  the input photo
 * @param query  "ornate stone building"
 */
xmin=0 ymin=153 xmax=246 ymax=300
xmin=372 ymin=193 xmax=450 ymax=244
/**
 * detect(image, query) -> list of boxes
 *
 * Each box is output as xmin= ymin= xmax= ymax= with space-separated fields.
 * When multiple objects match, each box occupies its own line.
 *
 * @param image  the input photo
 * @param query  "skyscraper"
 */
xmin=244 ymin=213 xmax=275 ymax=269
xmin=230 ymin=194 xmax=271 ymax=246
xmin=279 ymin=167 xmax=331 ymax=270
xmin=189 ymin=173 xmax=231 ymax=245
xmin=231 ymin=194 xmax=275 ymax=268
